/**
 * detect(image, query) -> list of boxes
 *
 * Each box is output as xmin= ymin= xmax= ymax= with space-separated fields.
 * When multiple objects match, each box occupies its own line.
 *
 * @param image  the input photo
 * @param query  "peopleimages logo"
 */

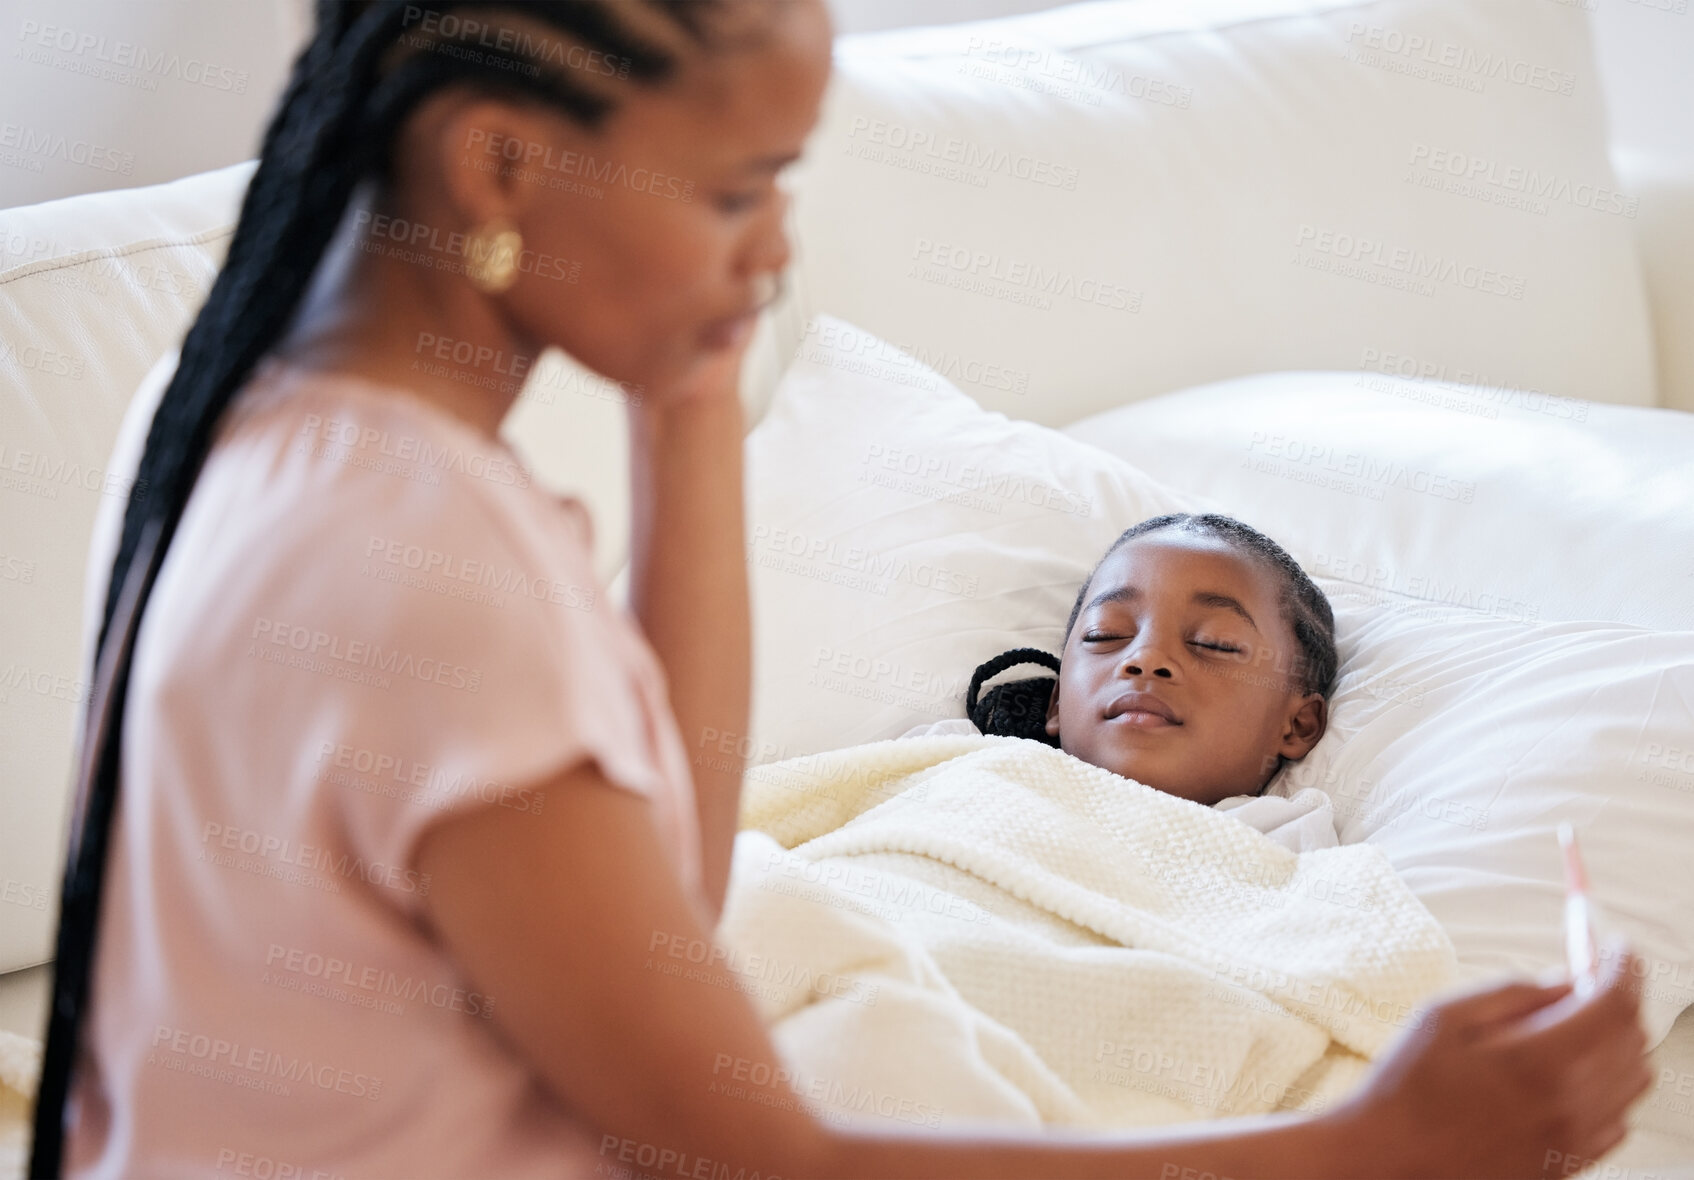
xmin=1293 ymin=224 xmax=1526 ymax=300
xmin=264 ymin=943 xmax=495 ymax=1019
xmin=1406 ymin=143 xmax=1637 ymax=219
xmin=909 ymin=236 xmax=1141 ymax=313
xmin=0 ymin=122 xmax=133 ymax=175
xmin=464 ymin=129 xmax=696 ymax=202
xmin=400 ymin=4 xmax=633 ymax=78
xmin=0 ymin=443 xmax=147 ymax=500
xmin=149 ymin=1024 xmax=380 ymax=1100
xmin=356 ymin=209 xmax=581 ymax=284
xmin=316 ymin=738 xmax=546 ymax=815
xmin=248 ymin=617 xmax=483 ymax=694
xmin=16 ymin=20 xmax=250 ymax=93
xmin=299 ymin=406 xmax=533 ymax=490
xmin=844 ymin=116 xmax=1080 ymax=191
xmin=1341 ymin=22 xmax=1577 ymax=96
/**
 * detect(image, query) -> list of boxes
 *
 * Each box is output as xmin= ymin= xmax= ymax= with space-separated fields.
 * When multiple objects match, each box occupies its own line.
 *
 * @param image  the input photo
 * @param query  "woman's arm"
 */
xmin=625 ymin=383 xmax=751 ymax=926
xmin=414 ymin=767 xmax=1653 ymax=1180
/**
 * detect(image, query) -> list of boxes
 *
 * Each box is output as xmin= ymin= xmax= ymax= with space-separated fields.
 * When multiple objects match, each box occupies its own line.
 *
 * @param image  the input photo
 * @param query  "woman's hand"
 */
xmin=623 ymin=331 xmax=755 ymax=924
xmin=1333 ymin=942 xmax=1653 ymax=1179
xmin=641 ymin=331 xmax=757 ymax=415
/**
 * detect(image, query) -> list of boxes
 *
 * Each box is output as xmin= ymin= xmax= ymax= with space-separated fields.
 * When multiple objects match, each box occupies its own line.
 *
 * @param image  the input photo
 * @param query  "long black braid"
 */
xmin=966 ymin=514 xmax=1338 ymax=756
xmin=32 ymin=3 xmax=724 ymax=1172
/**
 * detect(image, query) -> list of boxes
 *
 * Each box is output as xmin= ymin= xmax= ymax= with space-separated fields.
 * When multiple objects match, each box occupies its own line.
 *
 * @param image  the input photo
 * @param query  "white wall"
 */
xmin=0 ymin=0 xmax=308 ymax=210
xmin=1 ymin=0 xmax=1689 ymax=204
xmin=1586 ymin=0 xmax=1694 ymax=168
xmin=829 ymin=0 xmax=1694 ymax=175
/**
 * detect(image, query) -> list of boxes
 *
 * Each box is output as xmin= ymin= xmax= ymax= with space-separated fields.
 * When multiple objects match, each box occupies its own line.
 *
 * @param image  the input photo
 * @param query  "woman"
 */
xmin=33 ymin=1 xmax=1652 ymax=1176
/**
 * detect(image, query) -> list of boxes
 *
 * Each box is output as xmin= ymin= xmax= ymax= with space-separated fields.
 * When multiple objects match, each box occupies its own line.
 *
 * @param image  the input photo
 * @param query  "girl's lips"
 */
xmin=1107 ymin=710 xmax=1180 ymax=729
xmin=1104 ymin=690 xmax=1182 ymax=725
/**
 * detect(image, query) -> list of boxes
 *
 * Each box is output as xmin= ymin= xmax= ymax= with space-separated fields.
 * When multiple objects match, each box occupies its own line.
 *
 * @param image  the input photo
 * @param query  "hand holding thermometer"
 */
xmin=1558 ymin=821 xmax=1604 ymax=999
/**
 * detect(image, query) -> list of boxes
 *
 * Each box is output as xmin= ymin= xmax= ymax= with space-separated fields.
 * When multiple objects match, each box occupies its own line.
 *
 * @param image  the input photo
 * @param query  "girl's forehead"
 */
xmin=1083 ymin=533 xmax=1284 ymax=620
xmin=1100 ymin=533 xmax=1261 ymax=584
xmin=1076 ymin=534 xmax=1294 ymax=652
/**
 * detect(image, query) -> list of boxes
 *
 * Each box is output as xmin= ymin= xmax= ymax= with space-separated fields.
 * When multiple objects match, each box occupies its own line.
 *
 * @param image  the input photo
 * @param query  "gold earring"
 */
xmin=466 ymin=216 xmax=523 ymax=294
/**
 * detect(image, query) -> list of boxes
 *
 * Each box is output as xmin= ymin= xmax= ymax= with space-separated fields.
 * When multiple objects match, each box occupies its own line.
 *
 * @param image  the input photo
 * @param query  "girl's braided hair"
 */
xmin=965 ymin=513 xmax=1338 ymax=749
xmin=33 ymin=3 xmax=731 ymax=1171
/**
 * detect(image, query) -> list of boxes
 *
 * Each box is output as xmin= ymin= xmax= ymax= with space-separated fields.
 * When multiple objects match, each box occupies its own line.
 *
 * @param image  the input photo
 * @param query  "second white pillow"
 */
xmin=742 ymin=315 xmax=1202 ymax=766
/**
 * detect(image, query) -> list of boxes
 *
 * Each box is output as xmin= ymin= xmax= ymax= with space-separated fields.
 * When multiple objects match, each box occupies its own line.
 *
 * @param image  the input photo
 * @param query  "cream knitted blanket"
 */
xmin=717 ymin=734 xmax=1457 ymax=1132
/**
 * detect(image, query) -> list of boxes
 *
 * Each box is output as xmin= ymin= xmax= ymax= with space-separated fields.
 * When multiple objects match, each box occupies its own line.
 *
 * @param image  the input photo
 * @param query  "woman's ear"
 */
xmin=1044 ymin=677 xmax=1061 ymax=739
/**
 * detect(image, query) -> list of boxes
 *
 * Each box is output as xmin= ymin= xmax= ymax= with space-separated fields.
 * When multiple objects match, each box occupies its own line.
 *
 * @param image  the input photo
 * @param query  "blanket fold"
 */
xmin=720 ymin=734 xmax=1457 ymax=1132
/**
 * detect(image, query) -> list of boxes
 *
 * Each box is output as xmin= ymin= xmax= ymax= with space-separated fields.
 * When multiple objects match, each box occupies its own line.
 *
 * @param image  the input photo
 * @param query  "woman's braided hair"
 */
xmin=965 ymin=513 xmax=1338 ymax=750
xmin=33 ymin=3 xmax=727 ymax=1171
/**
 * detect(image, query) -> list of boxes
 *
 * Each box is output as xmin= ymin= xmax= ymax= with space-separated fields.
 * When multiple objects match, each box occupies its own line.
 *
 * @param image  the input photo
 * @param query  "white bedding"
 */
xmin=721 ymin=733 xmax=1458 ymax=1130
xmin=741 ymin=320 xmax=1694 ymax=1053
xmin=900 ymin=719 xmax=1343 ymax=854
xmin=1 ymin=736 xmax=1688 ymax=1173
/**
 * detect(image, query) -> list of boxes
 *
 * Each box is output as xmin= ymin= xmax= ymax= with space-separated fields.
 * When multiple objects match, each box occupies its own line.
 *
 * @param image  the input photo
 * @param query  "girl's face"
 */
xmin=396 ymin=0 xmax=832 ymax=402
xmin=1044 ymin=534 xmax=1328 ymax=806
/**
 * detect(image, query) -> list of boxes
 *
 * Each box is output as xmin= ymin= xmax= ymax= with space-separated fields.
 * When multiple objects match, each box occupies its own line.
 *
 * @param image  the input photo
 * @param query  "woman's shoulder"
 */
xmin=214 ymin=357 xmax=591 ymax=579
xmin=152 ymin=359 xmax=608 ymax=685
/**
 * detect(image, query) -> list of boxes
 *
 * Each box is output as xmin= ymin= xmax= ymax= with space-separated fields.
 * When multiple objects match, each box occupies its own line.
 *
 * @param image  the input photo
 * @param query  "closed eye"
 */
xmin=1081 ymin=633 xmax=1241 ymax=654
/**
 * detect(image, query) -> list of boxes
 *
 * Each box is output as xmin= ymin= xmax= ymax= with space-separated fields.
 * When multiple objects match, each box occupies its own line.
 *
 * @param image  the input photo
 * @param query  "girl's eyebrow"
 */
xmin=1086 ymin=585 xmax=1260 ymax=632
xmin=1190 ymin=590 xmax=1260 ymax=632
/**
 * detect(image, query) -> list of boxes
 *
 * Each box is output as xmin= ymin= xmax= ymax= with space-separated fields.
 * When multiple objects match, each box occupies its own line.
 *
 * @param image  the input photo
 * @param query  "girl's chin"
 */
xmin=1091 ymin=749 xmax=1161 ymax=785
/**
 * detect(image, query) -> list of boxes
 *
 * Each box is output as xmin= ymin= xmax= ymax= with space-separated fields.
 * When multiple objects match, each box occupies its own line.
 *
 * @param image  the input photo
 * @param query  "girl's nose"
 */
xmin=1121 ymin=637 xmax=1176 ymax=679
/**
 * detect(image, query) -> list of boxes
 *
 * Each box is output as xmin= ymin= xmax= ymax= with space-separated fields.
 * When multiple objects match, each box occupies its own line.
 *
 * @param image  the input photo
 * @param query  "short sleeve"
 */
xmin=341 ymin=504 xmax=671 ymax=916
xmin=220 ymin=382 xmax=682 ymax=920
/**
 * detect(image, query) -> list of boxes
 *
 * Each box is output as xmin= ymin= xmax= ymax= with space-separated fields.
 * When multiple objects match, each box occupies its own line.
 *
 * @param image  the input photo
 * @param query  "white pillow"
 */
xmin=742 ymin=314 xmax=1204 ymax=764
xmin=1062 ymin=373 xmax=1694 ymax=1046
xmin=782 ymin=0 xmax=1656 ymax=427
xmin=1061 ymin=371 xmax=1694 ymax=632
xmin=1286 ymin=587 xmax=1694 ymax=1048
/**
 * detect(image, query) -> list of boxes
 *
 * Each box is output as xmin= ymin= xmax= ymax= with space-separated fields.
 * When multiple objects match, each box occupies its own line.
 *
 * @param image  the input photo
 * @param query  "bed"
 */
xmin=2 ymin=0 xmax=1691 ymax=1173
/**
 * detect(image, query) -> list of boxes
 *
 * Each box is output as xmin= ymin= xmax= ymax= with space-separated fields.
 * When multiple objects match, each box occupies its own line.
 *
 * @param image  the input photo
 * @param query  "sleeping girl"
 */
xmin=901 ymin=512 xmax=1341 ymax=850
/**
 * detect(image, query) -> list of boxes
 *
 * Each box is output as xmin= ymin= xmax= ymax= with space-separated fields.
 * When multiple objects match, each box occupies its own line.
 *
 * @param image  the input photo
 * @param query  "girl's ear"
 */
xmin=1279 ymin=693 xmax=1327 ymax=760
xmin=1044 ymin=677 xmax=1060 ymax=738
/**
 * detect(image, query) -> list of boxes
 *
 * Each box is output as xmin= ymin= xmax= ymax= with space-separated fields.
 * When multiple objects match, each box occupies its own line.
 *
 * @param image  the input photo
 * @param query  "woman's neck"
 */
xmin=270 ymin=197 xmax=535 ymax=443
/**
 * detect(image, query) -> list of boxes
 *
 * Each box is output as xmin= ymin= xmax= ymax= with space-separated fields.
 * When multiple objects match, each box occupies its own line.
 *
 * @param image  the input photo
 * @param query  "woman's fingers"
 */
xmin=1547 ymin=1112 xmax=1639 ymax=1179
xmin=1342 ymin=945 xmax=1656 ymax=1178
xmin=1493 ymin=949 xmax=1644 ymax=1061
xmin=1568 ymin=1044 xmax=1654 ymax=1138
xmin=1433 ymin=977 xmax=1574 ymax=1034
xmin=1481 ymin=947 xmax=1653 ymax=1167
xmin=656 ymin=336 xmax=754 ymax=408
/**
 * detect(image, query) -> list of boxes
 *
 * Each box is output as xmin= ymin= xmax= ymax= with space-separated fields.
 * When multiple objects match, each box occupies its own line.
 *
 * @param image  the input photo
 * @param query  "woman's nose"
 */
xmin=745 ymin=188 xmax=793 ymax=283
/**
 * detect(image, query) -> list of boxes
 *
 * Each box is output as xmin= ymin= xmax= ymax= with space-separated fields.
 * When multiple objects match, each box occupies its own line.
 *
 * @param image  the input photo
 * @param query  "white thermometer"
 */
xmin=1558 ymin=821 xmax=1602 ymax=999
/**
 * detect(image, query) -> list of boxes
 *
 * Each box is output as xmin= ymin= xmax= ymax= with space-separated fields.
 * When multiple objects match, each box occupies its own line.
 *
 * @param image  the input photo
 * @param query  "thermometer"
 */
xmin=1557 ymin=821 xmax=1602 ymax=999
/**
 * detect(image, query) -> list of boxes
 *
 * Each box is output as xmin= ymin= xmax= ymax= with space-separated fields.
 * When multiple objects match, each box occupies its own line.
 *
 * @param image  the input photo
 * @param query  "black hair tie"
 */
xmin=965 ymin=647 xmax=1061 ymax=746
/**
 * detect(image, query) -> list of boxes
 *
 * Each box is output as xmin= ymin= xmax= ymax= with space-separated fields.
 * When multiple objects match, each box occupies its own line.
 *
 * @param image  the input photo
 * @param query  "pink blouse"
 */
xmin=67 ymin=357 xmax=703 ymax=1178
